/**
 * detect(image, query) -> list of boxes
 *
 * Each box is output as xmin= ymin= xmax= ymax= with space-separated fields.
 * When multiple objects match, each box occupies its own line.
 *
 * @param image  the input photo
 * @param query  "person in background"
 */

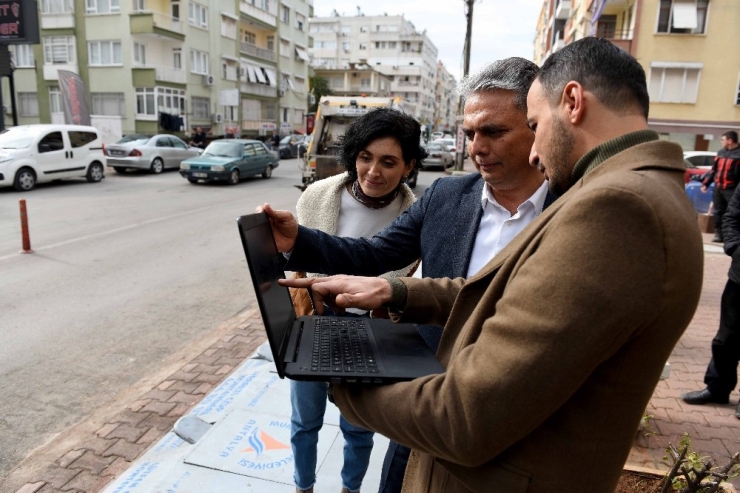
xmin=260 ymin=57 xmax=555 ymax=492
xmin=290 ymin=107 xmax=424 ymax=493
xmin=702 ymin=131 xmax=740 ymax=243
xmin=683 ymin=184 xmax=740 ymax=417
xmin=271 ymin=130 xmax=281 ymax=152
xmin=281 ymin=37 xmax=703 ymax=493
xmin=189 ymin=126 xmax=207 ymax=150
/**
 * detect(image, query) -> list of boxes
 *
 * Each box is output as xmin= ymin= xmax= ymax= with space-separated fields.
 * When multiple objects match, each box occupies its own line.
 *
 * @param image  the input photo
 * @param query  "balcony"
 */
xmin=41 ymin=12 xmax=75 ymax=29
xmin=240 ymin=42 xmax=275 ymax=62
xmin=132 ymin=65 xmax=186 ymax=86
xmin=241 ymin=82 xmax=276 ymax=97
xmin=555 ymin=0 xmax=571 ymax=19
xmin=603 ymin=30 xmax=634 ymax=54
xmin=130 ymin=9 xmax=185 ymax=41
xmin=240 ymin=1 xmax=276 ymax=27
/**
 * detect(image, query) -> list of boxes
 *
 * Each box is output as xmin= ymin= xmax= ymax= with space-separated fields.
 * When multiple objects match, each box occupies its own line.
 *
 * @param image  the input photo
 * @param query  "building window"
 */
xmin=173 ymin=48 xmax=181 ymax=69
xmin=91 ymin=92 xmax=125 ymax=116
xmin=221 ymin=15 xmax=237 ymax=39
xmin=359 ymin=43 xmax=367 ymax=50
xmin=293 ymin=109 xmax=303 ymax=125
xmin=657 ymin=0 xmax=709 ymax=34
xmin=49 ymin=86 xmax=62 ymax=113
xmin=85 ymin=0 xmax=118 ymax=14
xmin=190 ymin=49 xmax=209 ymax=75
xmin=133 ymin=41 xmax=146 ymax=65
xmin=294 ymin=76 xmax=305 ymax=93
xmin=282 ymin=107 xmax=289 ymax=122
xmin=88 ymin=41 xmax=122 ymax=66
xmin=281 ymin=5 xmax=289 ymax=24
xmin=360 ymin=78 xmax=371 ymax=89
xmin=267 ymin=36 xmax=275 ymax=51
xmin=388 ymin=41 xmax=396 ymax=49
xmin=331 ymin=76 xmax=343 ymax=88
xmin=192 ymin=96 xmax=210 ymax=119
xmin=316 ymin=40 xmax=336 ymax=49
xmin=649 ymin=64 xmax=701 ymax=103
xmin=136 ymin=87 xmax=155 ymax=115
xmin=171 ymin=1 xmax=179 ymax=19
xmin=295 ymin=13 xmax=305 ymax=31
xmin=11 ymin=45 xmax=34 ymax=68
xmin=222 ymin=59 xmax=238 ymax=81
xmin=157 ymin=87 xmax=185 ymax=115
xmin=188 ymin=2 xmax=207 ymax=29
xmin=280 ymin=39 xmax=290 ymax=57
xmin=44 ymin=0 xmax=73 ymax=13
xmin=18 ymin=93 xmax=39 ymax=117
xmin=43 ymin=36 xmax=76 ymax=64
xmin=243 ymin=30 xmax=256 ymax=44
xmin=360 ymin=25 xmax=369 ymax=33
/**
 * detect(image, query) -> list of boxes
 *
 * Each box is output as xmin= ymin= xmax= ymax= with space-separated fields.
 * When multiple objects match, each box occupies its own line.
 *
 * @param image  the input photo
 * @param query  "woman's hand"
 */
xmin=279 ymin=275 xmax=392 ymax=315
xmin=257 ymin=203 xmax=299 ymax=253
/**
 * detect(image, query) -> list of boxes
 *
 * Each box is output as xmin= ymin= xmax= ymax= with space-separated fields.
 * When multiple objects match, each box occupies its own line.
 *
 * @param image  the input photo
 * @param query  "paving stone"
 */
xmin=61 ymin=470 xmax=113 ymax=493
xmin=165 ymin=380 xmax=202 ymax=394
xmin=128 ymin=399 xmax=151 ymax=412
xmin=68 ymin=451 xmax=116 ymax=475
xmin=14 ymin=482 xmax=46 ymax=493
xmin=56 ymin=449 xmax=85 ymax=469
xmin=136 ymin=426 xmax=164 ymax=445
xmin=139 ymin=400 xmax=177 ymax=416
xmin=167 ymin=370 xmax=199 ymax=383
xmin=114 ymin=409 xmax=149 ymax=427
xmin=41 ymin=467 xmax=79 ymax=489
xmin=105 ymin=423 xmax=147 ymax=443
xmin=167 ymin=403 xmax=191 ymax=418
xmin=100 ymin=457 xmax=132 ymax=479
xmin=193 ymin=382 xmax=214 ymax=395
xmin=156 ymin=380 xmax=175 ymax=391
xmin=102 ymin=439 xmax=148 ymax=462
xmin=168 ymin=390 xmax=199 ymax=405
xmin=95 ymin=423 xmax=118 ymax=439
xmin=190 ymin=372 xmax=225 ymax=385
xmin=142 ymin=388 xmax=176 ymax=402
xmin=138 ymin=412 xmax=178 ymax=432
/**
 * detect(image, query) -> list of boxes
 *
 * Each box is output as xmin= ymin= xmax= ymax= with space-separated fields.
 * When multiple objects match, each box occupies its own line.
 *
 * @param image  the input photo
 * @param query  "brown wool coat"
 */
xmin=333 ymin=140 xmax=705 ymax=493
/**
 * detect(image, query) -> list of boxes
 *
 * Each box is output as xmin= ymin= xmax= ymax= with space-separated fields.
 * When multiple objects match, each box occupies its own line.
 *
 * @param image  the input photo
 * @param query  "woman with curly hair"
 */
xmin=290 ymin=107 xmax=426 ymax=493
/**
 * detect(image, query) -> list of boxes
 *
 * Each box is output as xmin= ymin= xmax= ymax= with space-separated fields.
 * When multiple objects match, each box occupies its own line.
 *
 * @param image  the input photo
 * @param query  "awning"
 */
xmin=222 ymin=55 xmax=239 ymax=63
xmin=263 ymin=68 xmax=277 ymax=87
xmin=671 ymin=0 xmax=698 ymax=29
xmin=246 ymin=64 xmax=258 ymax=83
xmin=253 ymin=66 xmax=267 ymax=84
xmin=295 ymin=47 xmax=310 ymax=62
xmin=286 ymin=76 xmax=295 ymax=90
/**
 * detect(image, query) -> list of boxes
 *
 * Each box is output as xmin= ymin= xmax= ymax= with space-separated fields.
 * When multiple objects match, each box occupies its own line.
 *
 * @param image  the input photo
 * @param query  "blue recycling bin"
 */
xmin=685 ymin=181 xmax=714 ymax=214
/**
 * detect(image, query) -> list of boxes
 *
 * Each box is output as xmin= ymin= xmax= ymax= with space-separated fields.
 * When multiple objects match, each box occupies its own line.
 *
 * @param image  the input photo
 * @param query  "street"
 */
xmin=0 ymin=157 xmax=443 ymax=478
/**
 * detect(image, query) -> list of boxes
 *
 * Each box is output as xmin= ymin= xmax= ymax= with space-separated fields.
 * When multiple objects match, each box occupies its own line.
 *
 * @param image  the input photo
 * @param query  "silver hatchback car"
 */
xmin=105 ymin=134 xmax=202 ymax=174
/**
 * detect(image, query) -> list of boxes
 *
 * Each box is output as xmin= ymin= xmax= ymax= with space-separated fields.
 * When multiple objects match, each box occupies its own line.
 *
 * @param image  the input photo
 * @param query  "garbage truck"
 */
xmin=298 ymin=96 xmax=417 ymax=190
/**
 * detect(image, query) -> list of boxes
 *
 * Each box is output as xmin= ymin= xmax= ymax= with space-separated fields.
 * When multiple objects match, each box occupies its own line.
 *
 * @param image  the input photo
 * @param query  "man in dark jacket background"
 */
xmin=702 ymin=130 xmax=740 ymax=243
xmin=683 ymin=184 xmax=740 ymax=417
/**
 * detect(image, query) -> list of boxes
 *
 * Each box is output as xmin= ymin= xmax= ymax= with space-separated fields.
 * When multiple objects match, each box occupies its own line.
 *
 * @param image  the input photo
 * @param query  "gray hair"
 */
xmin=457 ymin=57 xmax=539 ymax=113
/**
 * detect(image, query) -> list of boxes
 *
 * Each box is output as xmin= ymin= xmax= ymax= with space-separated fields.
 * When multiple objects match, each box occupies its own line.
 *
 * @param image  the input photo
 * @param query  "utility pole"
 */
xmin=455 ymin=0 xmax=476 ymax=170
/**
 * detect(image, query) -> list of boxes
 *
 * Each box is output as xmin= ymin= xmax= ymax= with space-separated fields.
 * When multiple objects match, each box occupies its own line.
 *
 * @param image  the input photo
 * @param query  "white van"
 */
xmin=0 ymin=124 xmax=106 ymax=191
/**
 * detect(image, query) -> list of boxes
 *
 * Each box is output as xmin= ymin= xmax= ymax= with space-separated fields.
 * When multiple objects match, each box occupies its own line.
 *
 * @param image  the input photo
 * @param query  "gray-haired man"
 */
xmin=262 ymin=57 xmax=556 ymax=493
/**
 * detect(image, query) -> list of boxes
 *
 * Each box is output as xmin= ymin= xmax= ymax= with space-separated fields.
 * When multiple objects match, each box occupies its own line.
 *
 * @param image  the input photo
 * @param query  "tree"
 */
xmin=309 ymin=76 xmax=331 ymax=113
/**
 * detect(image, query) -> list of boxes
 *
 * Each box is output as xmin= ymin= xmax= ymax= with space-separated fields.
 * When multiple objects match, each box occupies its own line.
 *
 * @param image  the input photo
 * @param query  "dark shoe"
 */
xmin=296 ymin=488 xmax=313 ymax=493
xmin=682 ymin=388 xmax=729 ymax=405
xmin=341 ymin=489 xmax=357 ymax=493
xmin=712 ymin=234 xmax=724 ymax=243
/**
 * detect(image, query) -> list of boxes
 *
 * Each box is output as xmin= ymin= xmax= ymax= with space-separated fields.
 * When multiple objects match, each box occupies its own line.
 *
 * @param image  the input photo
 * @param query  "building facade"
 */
xmin=433 ymin=60 xmax=456 ymax=134
xmin=308 ymin=13 xmax=439 ymax=126
xmin=2 ymin=0 xmax=311 ymax=142
xmin=313 ymin=65 xmax=392 ymax=97
xmin=534 ymin=0 xmax=740 ymax=151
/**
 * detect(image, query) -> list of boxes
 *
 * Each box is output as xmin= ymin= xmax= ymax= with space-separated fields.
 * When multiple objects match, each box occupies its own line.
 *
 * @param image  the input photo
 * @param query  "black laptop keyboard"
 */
xmin=311 ymin=318 xmax=378 ymax=373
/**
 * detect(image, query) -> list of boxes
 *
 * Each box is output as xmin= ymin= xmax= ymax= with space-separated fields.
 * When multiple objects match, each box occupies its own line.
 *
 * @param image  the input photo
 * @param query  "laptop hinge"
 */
xmin=284 ymin=320 xmax=303 ymax=364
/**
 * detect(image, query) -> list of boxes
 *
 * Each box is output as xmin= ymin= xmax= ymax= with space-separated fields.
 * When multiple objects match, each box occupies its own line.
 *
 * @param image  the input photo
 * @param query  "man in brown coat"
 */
xmin=281 ymin=38 xmax=704 ymax=492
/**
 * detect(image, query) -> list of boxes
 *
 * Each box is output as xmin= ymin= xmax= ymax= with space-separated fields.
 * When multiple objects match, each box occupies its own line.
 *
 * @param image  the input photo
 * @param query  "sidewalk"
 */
xmin=5 ymin=201 xmax=738 ymax=492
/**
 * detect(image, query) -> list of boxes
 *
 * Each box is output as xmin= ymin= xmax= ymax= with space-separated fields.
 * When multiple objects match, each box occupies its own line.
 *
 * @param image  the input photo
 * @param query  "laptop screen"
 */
xmin=237 ymin=213 xmax=296 ymax=372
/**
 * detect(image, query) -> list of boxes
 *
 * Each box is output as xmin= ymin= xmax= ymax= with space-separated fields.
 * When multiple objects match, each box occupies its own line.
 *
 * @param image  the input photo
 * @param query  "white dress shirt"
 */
xmin=466 ymin=180 xmax=549 ymax=277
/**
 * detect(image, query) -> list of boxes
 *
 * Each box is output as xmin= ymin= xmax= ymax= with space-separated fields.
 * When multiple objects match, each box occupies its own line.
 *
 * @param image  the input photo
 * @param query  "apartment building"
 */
xmin=276 ymin=0 xmax=311 ymax=135
xmin=308 ymin=13 xmax=439 ymax=126
xmin=313 ymin=65 xmax=392 ymax=97
xmin=433 ymin=60 xmax=456 ymax=134
xmin=534 ymin=0 xmax=740 ymax=151
xmin=2 ymin=0 xmax=310 ymax=141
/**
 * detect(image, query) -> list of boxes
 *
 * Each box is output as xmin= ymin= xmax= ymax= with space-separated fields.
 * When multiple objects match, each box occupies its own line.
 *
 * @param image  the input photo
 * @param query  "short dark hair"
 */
xmin=458 ymin=57 xmax=539 ymax=113
xmin=537 ymin=37 xmax=650 ymax=119
xmin=723 ymin=131 xmax=738 ymax=144
xmin=339 ymin=107 xmax=427 ymax=180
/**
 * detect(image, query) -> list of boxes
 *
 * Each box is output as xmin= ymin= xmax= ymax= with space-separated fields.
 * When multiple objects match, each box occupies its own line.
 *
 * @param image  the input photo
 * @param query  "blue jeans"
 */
xmin=290 ymin=379 xmax=374 ymax=492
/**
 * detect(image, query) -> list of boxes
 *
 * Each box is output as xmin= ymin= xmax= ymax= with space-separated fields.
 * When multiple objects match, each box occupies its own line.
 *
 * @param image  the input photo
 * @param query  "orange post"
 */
xmin=19 ymin=199 xmax=34 ymax=254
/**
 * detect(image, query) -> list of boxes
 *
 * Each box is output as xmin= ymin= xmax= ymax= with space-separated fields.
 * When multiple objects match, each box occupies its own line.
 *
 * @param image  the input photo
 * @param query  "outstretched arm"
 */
xmin=279 ymin=275 xmax=392 ymax=314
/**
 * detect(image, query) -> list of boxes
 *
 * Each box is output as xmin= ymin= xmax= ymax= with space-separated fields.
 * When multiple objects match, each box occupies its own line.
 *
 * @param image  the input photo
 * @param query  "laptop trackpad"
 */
xmin=376 ymin=327 xmax=429 ymax=357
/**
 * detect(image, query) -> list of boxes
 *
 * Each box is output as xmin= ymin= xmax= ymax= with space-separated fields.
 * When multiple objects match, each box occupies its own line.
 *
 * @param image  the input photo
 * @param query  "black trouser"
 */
xmin=712 ymin=187 xmax=737 ymax=238
xmin=704 ymin=279 xmax=740 ymax=397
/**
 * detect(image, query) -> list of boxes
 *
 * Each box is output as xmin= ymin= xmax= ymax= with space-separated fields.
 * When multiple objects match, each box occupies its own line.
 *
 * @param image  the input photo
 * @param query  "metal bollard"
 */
xmin=19 ymin=199 xmax=34 ymax=254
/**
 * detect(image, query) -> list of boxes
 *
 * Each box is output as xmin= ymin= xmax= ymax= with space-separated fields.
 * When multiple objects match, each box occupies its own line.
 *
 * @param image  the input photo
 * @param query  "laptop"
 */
xmin=237 ymin=211 xmax=444 ymax=384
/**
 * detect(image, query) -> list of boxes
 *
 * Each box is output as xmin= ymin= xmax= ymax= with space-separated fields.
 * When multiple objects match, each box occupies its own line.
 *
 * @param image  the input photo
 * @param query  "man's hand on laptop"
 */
xmin=279 ymin=275 xmax=392 ymax=315
xmin=257 ymin=203 xmax=298 ymax=253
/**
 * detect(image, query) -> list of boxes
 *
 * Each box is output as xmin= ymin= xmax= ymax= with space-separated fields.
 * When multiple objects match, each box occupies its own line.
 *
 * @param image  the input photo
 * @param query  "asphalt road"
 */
xmin=0 ymin=157 xmax=443 ymax=478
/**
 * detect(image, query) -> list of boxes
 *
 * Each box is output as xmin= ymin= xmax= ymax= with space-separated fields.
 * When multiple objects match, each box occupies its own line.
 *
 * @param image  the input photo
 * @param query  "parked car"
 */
xmin=278 ymin=134 xmax=307 ymax=159
xmin=431 ymin=131 xmax=444 ymax=140
xmin=0 ymin=124 xmax=105 ymax=191
xmin=179 ymin=139 xmax=279 ymax=185
xmin=683 ymin=151 xmax=716 ymax=184
xmin=433 ymin=137 xmax=468 ymax=158
xmin=105 ymin=134 xmax=202 ymax=174
xmin=422 ymin=142 xmax=454 ymax=169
